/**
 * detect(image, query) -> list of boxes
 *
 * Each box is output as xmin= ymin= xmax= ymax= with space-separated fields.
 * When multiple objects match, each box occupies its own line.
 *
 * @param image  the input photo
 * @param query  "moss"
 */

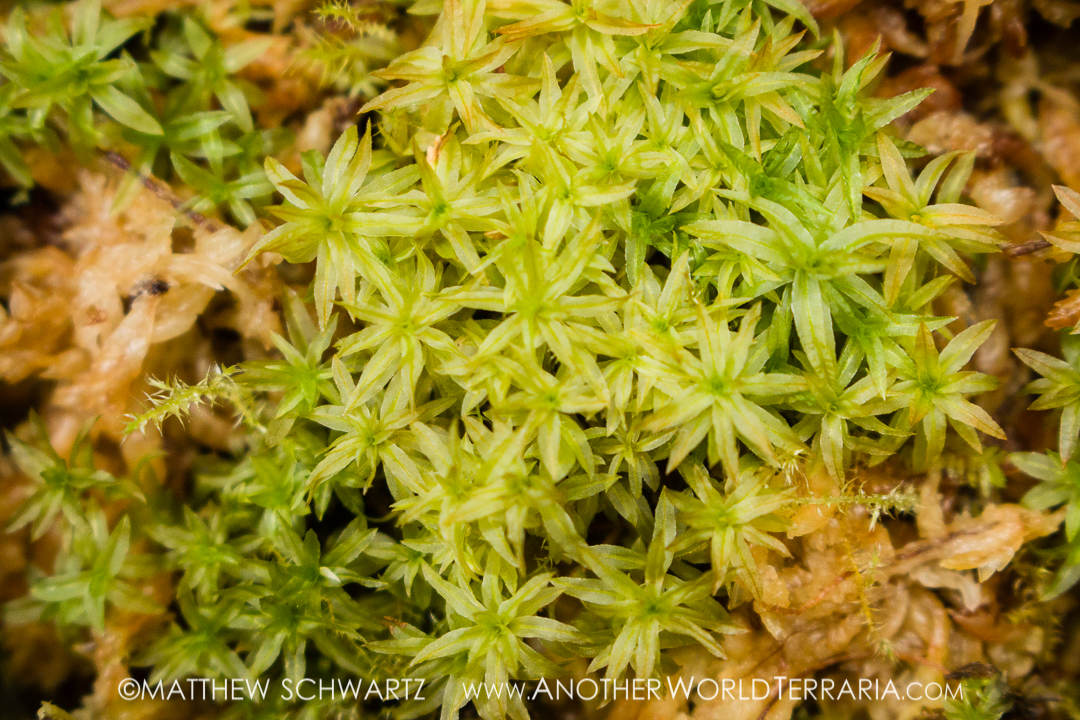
xmin=1 ymin=0 xmax=1080 ymax=719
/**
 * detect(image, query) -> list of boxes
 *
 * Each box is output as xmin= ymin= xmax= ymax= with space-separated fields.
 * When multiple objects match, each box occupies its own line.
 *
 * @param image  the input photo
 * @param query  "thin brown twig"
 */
xmin=1004 ymin=239 xmax=1051 ymax=257
xmin=102 ymin=151 xmax=226 ymax=233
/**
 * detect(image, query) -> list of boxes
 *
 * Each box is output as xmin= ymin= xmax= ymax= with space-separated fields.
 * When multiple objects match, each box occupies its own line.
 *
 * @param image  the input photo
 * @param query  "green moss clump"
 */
xmin=3 ymin=0 xmax=1074 ymax=719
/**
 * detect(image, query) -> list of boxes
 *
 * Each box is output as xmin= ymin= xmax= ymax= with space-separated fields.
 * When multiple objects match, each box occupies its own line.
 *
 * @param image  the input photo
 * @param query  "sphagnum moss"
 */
xmin=1 ymin=1 xmax=1079 ymax=720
